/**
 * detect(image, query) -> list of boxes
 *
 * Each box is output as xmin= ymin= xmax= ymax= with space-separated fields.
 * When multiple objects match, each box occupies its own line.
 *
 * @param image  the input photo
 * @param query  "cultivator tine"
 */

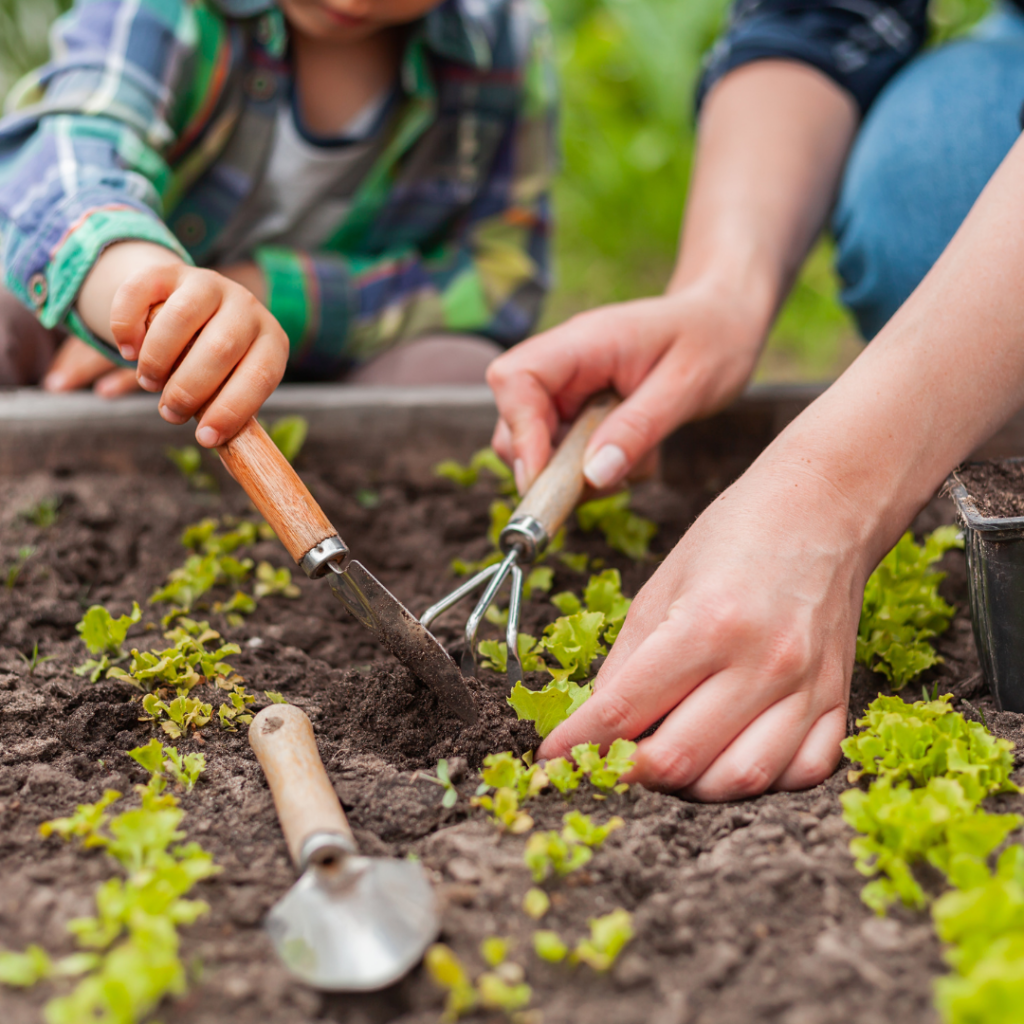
xmin=461 ymin=547 xmax=519 ymax=677
xmin=419 ymin=561 xmax=503 ymax=630
xmin=506 ymin=562 xmax=524 ymax=689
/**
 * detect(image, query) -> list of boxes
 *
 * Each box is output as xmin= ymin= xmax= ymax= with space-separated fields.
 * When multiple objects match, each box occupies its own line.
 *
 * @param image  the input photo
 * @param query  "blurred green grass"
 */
xmin=0 ymin=0 xmax=995 ymax=382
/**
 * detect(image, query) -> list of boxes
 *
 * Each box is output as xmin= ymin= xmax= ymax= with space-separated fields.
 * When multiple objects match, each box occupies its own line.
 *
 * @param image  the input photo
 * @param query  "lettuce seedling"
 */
xmin=476 ymin=969 xmax=531 ymax=1015
xmin=216 ymin=684 xmax=256 ymax=731
xmin=108 ymin=627 xmax=242 ymax=695
xmin=264 ymin=691 xmax=287 ymax=704
xmin=141 ymin=694 xmax=214 ymax=740
xmin=857 ymin=526 xmax=963 ymax=688
xmin=165 ymin=445 xmax=217 ymax=491
xmin=573 ymin=909 xmax=634 ymax=970
xmin=479 ymin=634 xmax=546 ymax=675
xmin=127 ymin=739 xmax=205 ymax=793
xmin=425 ymin=943 xmax=478 ymax=1022
xmin=562 ymin=810 xmax=624 ymax=848
xmin=508 ymin=679 xmax=591 ymax=739
xmin=577 ymin=491 xmax=656 ymax=561
xmin=478 ymin=751 xmax=549 ymax=802
xmin=472 ymin=788 xmax=534 ymax=834
xmin=21 ymin=495 xmax=60 ymax=527
xmin=254 ymin=561 xmax=301 ymax=599
xmin=434 ymin=447 xmax=517 ymax=496
xmin=5 ymin=544 xmax=35 ymax=588
xmin=480 ymin=937 xmax=511 ymax=967
xmin=571 ymin=739 xmax=637 ymax=792
xmin=842 ymin=694 xmax=1018 ymax=801
xmin=545 ymin=757 xmax=583 ymax=794
xmin=551 ymin=569 xmax=632 ymax=644
xmin=18 ymin=641 xmax=56 ymax=676
xmin=523 ymin=888 xmax=551 ymax=920
xmin=75 ymin=602 xmax=143 ymax=681
xmin=266 ymin=415 xmax=308 ymax=463
xmin=524 ymin=829 xmax=593 ymax=882
xmin=421 ymin=758 xmax=460 ymax=809
xmin=533 ymin=930 xmax=568 ymax=963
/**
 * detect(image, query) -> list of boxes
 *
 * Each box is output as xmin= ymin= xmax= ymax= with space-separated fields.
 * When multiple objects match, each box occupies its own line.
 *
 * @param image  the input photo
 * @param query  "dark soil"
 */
xmin=952 ymin=459 xmax=1024 ymax=519
xmin=1 ymin=459 xmax=1022 ymax=1024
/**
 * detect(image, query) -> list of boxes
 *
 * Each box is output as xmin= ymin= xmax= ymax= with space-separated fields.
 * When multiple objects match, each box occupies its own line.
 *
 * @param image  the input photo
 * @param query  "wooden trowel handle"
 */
xmin=145 ymin=303 xmax=336 ymax=565
xmin=511 ymin=391 xmax=620 ymax=540
xmin=249 ymin=704 xmax=354 ymax=868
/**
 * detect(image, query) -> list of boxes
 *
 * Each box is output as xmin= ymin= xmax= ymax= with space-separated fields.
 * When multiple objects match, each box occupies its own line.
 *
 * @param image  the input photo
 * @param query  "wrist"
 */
xmin=78 ymin=241 xmax=184 ymax=344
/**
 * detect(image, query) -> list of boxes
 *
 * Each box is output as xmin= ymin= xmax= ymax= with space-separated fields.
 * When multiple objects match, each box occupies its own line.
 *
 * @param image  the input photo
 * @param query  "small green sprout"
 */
xmin=217 ymin=685 xmax=256 ymax=731
xmin=355 ymin=487 xmax=380 ymax=509
xmin=127 ymin=739 xmax=205 ymax=793
xmin=21 ymin=496 xmax=61 ymax=527
xmin=480 ymin=936 xmax=511 ymax=967
xmin=533 ymin=930 xmax=568 ymax=963
xmin=523 ymin=566 xmax=554 ymax=599
xmin=479 ymin=634 xmax=545 ymax=675
xmin=213 ymin=590 xmax=257 ymax=626
xmin=558 ymin=551 xmax=590 ymax=574
xmin=472 ymin=788 xmax=534 ymax=834
xmin=421 ymin=759 xmax=459 ymax=808
xmin=545 ymin=757 xmax=583 ymax=794
xmin=577 ymin=491 xmax=656 ymax=561
xmin=18 ymin=642 xmax=56 ymax=676
xmin=571 ymin=739 xmax=637 ymax=792
xmin=435 ymin=448 xmax=517 ymax=495
xmin=476 ymin=968 xmax=531 ymax=1015
xmin=561 ymin=810 xmax=624 ymax=848
xmin=108 ymin=627 xmax=242 ymax=695
xmin=524 ymin=830 xmax=592 ymax=882
xmin=253 ymin=561 xmax=301 ymax=599
xmin=266 ymin=415 xmax=308 ymax=463
xmin=264 ymin=691 xmax=287 ymax=704
xmin=74 ymin=602 xmax=142 ymax=681
xmin=165 ymin=445 xmax=217 ymax=491
xmin=523 ymin=888 xmax=550 ymax=920
xmin=478 ymin=752 xmax=549 ymax=802
xmin=5 ymin=545 xmax=35 ymax=588
xmin=425 ymin=943 xmax=477 ymax=1021
xmin=141 ymin=694 xmax=213 ymax=739
xmin=573 ymin=909 xmax=634 ymax=970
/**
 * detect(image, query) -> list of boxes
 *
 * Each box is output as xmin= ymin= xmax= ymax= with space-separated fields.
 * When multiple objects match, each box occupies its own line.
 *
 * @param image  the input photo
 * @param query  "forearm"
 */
xmin=764 ymin=133 xmax=1024 ymax=575
xmin=671 ymin=60 xmax=859 ymax=327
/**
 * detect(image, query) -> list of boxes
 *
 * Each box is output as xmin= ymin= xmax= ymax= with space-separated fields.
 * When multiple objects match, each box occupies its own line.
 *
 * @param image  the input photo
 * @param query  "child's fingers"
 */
xmin=135 ymin=275 xmax=224 ymax=390
xmin=42 ymin=336 xmax=116 ymax=392
xmin=156 ymin=303 xmax=262 ymax=424
xmin=94 ymin=368 xmax=142 ymax=398
xmin=192 ymin=329 xmax=288 ymax=447
xmin=109 ymin=259 xmax=188 ymax=358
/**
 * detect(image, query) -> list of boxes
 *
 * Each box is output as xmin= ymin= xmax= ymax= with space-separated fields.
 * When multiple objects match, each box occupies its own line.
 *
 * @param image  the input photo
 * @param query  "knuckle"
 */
xmin=162 ymin=381 xmax=199 ymax=414
xmin=587 ymin=690 xmax=642 ymax=739
xmin=763 ymin=631 xmax=813 ymax=682
xmin=641 ymin=744 xmax=695 ymax=791
xmin=725 ymin=760 xmax=773 ymax=799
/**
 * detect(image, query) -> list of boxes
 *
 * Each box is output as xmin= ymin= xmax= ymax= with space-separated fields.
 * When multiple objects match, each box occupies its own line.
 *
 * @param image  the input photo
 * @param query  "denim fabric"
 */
xmin=833 ymin=6 xmax=1024 ymax=339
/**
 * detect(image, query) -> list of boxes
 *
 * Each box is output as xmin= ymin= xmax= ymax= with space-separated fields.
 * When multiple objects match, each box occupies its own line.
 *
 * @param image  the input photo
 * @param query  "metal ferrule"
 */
xmin=300 ymin=536 xmax=349 ymax=579
xmin=298 ymin=830 xmax=358 ymax=874
xmin=499 ymin=515 xmax=548 ymax=562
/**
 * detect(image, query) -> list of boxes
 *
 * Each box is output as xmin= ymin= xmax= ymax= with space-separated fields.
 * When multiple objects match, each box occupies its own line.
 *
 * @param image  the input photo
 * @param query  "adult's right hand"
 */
xmin=486 ymin=278 xmax=769 ymax=495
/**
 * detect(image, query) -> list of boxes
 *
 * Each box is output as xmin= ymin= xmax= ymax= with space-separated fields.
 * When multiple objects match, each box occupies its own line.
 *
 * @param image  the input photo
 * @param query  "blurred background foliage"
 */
xmin=0 ymin=0 xmax=997 ymax=381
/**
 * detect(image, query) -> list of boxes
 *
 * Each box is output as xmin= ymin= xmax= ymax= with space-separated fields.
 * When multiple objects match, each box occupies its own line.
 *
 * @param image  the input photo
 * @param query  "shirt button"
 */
xmin=28 ymin=272 xmax=47 ymax=307
xmin=245 ymin=71 xmax=277 ymax=102
xmin=173 ymin=212 xmax=206 ymax=246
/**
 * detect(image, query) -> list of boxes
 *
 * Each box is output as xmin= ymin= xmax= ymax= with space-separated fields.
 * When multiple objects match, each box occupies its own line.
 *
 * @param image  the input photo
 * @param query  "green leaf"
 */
xmin=434 ymin=459 xmax=479 ymax=488
xmin=264 ymin=691 xmax=287 ymax=704
xmin=76 ymin=603 xmax=142 ymax=656
xmin=524 ymin=830 xmax=593 ymax=882
xmin=540 ymin=610 xmax=607 ymax=681
xmin=477 ymin=971 xmax=531 ymax=1013
xmin=523 ymin=888 xmax=551 ymax=920
xmin=480 ymin=937 xmax=509 ymax=968
xmin=508 ymin=679 xmax=591 ymax=738
xmin=266 ymin=416 xmax=309 ymax=463
xmin=546 ymin=756 xmax=583 ymax=794
xmin=253 ymin=562 xmax=300 ymax=600
xmin=562 ymin=810 xmax=624 ymax=848
xmin=523 ymin=566 xmax=554 ymax=599
xmin=479 ymin=634 xmax=545 ymax=675
xmin=577 ymin=491 xmax=656 ymax=560
xmin=127 ymin=739 xmax=164 ymax=776
xmin=533 ymin=930 xmax=568 ymax=963
xmin=0 ymin=944 xmax=52 ymax=986
xmin=574 ymin=909 xmax=634 ymax=970
xmin=550 ymin=591 xmax=582 ymax=615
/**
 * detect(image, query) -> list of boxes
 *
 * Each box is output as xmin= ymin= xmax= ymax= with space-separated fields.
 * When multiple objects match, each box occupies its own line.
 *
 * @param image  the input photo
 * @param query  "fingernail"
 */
xmin=42 ymin=372 xmax=66 ymax=392
xmin=95 ymin=377 xmax=118 ymax=398
xmin=196 ymin=425 xmax=220 ymax=447
xmin=138 ymin=375 xmax=160 ymax=392
xmin=119 ymin=345 xmax=136 ymax=361
xmin=583 ymin=444 xmax=628 ymax=489
xmin=159 ymin=403 xmax=188 ymax=425
xmin=513 ymin=458 xmax=527 ymax=495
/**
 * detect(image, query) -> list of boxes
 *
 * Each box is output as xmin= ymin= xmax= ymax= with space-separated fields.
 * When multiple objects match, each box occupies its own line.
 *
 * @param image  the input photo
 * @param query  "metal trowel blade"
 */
xmin=327 ymin=560 xmax=478 ymax=724
xmin=267 ymin=856 xmax=439 ymax=991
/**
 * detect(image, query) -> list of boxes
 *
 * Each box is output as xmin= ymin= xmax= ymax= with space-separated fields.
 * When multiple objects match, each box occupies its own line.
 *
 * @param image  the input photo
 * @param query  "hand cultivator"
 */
xmin=421 ymin=393 xmax=619 ymax=687
xmin=249 ymin=704 xmax=438 ymax=990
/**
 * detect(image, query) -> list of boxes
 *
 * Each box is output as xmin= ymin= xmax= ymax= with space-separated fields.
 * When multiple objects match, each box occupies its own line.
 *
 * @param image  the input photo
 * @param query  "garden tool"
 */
xmin=250 ymin=703 xmax=439 ymax=990
xmin=420 ymin=392 xmax=620 ymax=688
xmin=144 ymin=303 xmax=478 ymax=724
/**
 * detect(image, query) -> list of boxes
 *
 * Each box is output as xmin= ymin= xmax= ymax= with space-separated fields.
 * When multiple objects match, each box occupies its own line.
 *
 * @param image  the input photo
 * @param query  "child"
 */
xmin=0 ymin=0 xmax=555 ymax=448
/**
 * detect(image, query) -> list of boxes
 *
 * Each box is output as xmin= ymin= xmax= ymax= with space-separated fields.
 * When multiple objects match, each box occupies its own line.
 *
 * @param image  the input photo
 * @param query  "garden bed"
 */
xmin=2 ymin=388 xmax=1024 ymax=1024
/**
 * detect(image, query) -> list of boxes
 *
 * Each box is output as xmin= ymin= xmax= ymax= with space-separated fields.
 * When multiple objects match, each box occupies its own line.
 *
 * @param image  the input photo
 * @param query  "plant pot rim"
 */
xmin=948 ymin=459 xmax=1024 ymax=535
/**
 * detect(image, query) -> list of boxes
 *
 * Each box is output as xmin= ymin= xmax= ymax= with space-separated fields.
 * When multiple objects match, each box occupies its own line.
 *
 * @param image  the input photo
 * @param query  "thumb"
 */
xmin=582 ymin=388 xmax=669 ymax=490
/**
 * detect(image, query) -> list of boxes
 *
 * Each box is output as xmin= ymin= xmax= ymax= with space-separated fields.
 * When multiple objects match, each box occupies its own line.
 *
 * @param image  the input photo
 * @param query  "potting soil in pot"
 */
xmin=1 ymin=461 xmax=1022 ymax=1024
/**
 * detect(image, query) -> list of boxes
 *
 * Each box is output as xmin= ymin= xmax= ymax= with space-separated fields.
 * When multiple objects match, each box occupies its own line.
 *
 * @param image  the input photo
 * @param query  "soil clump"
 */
xmin=953 ymin=458 xmax=1024 ymax=518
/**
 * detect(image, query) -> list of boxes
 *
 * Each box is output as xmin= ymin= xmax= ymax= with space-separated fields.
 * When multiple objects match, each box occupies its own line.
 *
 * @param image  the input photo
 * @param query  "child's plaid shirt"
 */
xmin=0 ymin=0 xmax=557 ymax=375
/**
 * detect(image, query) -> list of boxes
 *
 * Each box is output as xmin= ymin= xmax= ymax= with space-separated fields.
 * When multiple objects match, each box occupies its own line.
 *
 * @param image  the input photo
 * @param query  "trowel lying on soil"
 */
xmin=249 ymin=703 xmax=439 ymax=990
xmin=145 ymin=300 xmax=478 ymax=724
xmin=421 ymin=392 xmax=620 ymax=687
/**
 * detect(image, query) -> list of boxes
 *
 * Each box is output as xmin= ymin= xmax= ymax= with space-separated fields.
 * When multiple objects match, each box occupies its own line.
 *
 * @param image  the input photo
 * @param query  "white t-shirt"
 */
xmin=228 ymin=89 xmax=392 ymax=257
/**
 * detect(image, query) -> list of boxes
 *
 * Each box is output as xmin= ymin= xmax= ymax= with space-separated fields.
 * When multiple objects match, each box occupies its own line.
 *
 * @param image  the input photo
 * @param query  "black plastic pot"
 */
xmin=949 ymin=463 xmax=1024 ymax=712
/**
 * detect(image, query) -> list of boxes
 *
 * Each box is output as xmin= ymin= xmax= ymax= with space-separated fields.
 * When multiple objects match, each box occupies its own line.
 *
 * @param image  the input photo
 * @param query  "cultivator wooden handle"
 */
xmin=145 ymin=303 xmax=336 ymax=565
xmin=249 ymin=704 xmax=354 ymax=868
xmin=511 ymin=391 xmax=620 ymax=541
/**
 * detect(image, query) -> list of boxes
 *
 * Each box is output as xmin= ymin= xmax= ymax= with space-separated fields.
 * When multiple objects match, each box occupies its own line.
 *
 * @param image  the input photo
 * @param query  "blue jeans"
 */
xmin=833 ymin=6 xmax=1024 ymax=339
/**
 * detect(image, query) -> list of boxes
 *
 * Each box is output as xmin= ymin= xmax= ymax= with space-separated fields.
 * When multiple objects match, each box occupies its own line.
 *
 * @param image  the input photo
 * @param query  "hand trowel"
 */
xmin=249 ymin=703 xmax=439 ymax=990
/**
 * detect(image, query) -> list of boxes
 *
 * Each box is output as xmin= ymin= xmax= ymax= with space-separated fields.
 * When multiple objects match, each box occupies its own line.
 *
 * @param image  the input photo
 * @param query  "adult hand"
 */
xmin=486 ymin=279 xmax=768 ymax=495
xmin=42 ymin=335 xmax=141 ymax=397
xmin=537 ymin=454 xmax=863 ymax=800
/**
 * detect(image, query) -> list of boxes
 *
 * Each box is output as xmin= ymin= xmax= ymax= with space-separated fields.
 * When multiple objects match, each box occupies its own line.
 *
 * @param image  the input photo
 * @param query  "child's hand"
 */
xmin=42 ymin=336 xmax=141 ymax=397
xmin=486 ymin=281 xmax=768 ymax=494
xmin=77 ymin=241 xmax=288 ymax=448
